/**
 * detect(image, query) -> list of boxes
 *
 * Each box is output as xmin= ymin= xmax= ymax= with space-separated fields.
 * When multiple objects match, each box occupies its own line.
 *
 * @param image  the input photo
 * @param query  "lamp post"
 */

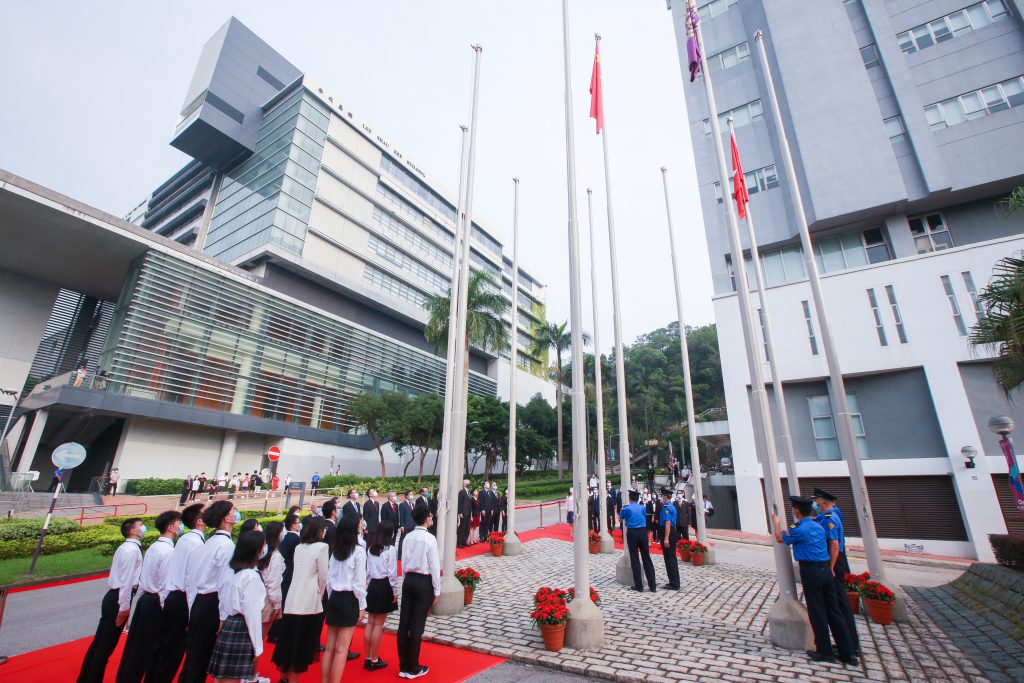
xmin=990 ymin=416 xmax=1024 ymax=518
xmin=961 ymin=446 xmax=978 ymax=469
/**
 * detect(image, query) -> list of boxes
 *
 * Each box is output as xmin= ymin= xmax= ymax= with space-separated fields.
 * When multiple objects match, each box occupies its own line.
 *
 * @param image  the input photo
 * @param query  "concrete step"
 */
xmin=0 ymin=491 xmax=96 ymax=514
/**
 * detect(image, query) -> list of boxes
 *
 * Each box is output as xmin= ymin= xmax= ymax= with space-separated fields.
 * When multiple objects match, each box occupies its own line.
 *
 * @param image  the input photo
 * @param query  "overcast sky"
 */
xmin=0 ymin=1 xmax=714 ymax=349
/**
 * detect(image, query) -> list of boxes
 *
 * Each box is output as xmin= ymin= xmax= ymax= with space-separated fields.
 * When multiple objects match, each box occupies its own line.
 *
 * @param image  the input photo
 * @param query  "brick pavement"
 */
xmin=383 ymin=538 xmax=990 ymax=682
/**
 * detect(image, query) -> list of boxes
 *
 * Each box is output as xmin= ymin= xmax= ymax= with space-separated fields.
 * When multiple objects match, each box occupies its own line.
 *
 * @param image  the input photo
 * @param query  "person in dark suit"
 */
xmin=673 ymin=490 xmax=690 ymax=541
xmin=398 ymin=490 xmax=415 ymax=557
xmin=267 ymin=513 xmax=301 ymax=644
xmin=499 ymin=488 xmax=509 ymax=532
xmin=321 ymin=499 xmax=339 ymax=547
xmin=342 ymin=488 xmax=361 ymax=520
xmin=478 ymin=482 xmax=490 ymax=537
xmin=588 ymin=488 xmax=600 ymax=532
xmin=428 ymin=489 xmax=440 ymax=536
xmin=456 ymin=480 xmax=471 ymax=547
xmin=381 ymin=491 xmax=400 ymax=528
xmin=606 ymin=483 xmax=617 ymax=532
xmin=363 ymin=488 xmax=381 ymax=541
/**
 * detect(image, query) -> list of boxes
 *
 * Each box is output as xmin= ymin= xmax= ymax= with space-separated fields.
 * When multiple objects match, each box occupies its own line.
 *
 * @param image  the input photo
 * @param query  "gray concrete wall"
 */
xmin=0 ymin=268 xmax=60 ymax=424
xmin=959 ymin=361 xmax=1024 ymax=457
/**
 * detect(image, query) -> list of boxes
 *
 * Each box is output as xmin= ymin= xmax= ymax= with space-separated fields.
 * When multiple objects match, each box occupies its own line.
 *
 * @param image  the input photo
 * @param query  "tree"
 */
xmin=466 ymin=394 xmax=509 ymax=480
xmin=519 ymin=393 xmax=557 ymax=470
xmin=531 ymin=321 xmax=591 ymax=477
xmin=423 ymin=270 xmax=509 ymax=355
xmin=391 ymin=394 xmax=444 ymax=484
xmin=970 ymin=254 xmax=1024 ymax=395
xmin=350 ymin=391 xmax=404 ymax=479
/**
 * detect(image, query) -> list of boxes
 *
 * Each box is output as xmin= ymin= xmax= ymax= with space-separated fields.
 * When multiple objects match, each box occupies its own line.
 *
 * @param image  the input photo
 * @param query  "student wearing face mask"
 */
xmin=115 ymin=510 xmax=182 ymax=683
xmin=208 ymin=531 xmax=268 ymax=682
xmin=179 ymin=500 xmax=238 ymax=683
xmin=76 ymin=518 xmax=145 ymax=683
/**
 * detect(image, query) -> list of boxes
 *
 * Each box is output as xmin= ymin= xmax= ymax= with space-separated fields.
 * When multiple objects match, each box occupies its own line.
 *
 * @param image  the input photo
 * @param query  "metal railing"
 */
xmin=12 ymin=502 xmax=148 ymax=525
xmin=514 ymin=499 xmax=564 ymax=529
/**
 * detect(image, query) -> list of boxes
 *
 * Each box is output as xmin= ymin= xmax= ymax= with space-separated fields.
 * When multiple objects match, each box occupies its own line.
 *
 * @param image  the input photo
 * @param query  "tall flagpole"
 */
xmin=436 ymin=45 xmax=483 ymax=616
xmin=729 ymin=122 xmax=800 ymax=499
xmin=561 ymin=0 xmax=604 ymax=649
xmin=754 ymin=30 xmax=899 ymax=618
xmin=587 ymin=188 xmax=614 ymax=553
xmin=659 ymin=167 xmax=714 ymax=564
xmin=692 ymin=9 xmax=809 ymax=649
xmin=504 ymin=177 xmax=524 ymax=556
xmin=435 ymin=124 xmax=470 ymax=566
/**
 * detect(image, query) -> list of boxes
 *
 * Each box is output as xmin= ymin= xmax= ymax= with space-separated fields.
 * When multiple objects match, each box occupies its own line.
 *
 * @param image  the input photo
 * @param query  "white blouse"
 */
xmin=283 ymin=542 xmax=328 ymax=615
xmin=366 ymin=545 xmax=399 ymax=597
xmin=217 ymin=568 xmax=267 ymax=656
xmin=260 ymin=550 xmax=286 ymax=612
xmin=327 ymin=545 xmax=367 ymax=611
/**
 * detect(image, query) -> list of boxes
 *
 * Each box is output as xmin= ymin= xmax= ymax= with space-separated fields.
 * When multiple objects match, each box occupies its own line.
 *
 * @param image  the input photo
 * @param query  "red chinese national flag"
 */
xmin=589 ymin=41 xmax=604 ymax=134
xmin=730 ymin=133 xmax=749 ymax=219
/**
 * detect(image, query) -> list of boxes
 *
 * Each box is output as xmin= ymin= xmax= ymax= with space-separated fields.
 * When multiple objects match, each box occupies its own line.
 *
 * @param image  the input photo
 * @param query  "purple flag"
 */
xmin=686 ymin=0 xmax=702 ymax=82
xmin=999 ymin=436 xmax=1024 ymax=515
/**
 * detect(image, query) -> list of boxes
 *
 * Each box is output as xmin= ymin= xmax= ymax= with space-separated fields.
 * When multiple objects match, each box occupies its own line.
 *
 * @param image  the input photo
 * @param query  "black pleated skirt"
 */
xmin=366 ymin=577 xmax=397 ymax=614
xmin=325 ymin=590 xmax=359 ymax=627
xmin=272 ymin=612 xmax=324 ymax=673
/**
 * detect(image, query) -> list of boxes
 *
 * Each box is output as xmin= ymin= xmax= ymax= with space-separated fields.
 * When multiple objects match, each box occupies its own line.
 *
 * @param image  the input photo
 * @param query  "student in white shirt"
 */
xmin=363 ymin=520 xmax=399 ymax=671
xmin=115 ymin=509 xmax=182 ymax=683
xmin=272 ymin=517 xmax=328 ymax=682
xmin=323 ymin=514 xmax=366 ymax=683
xmin=208 ymin=531 xmax=268 ymax=682
xmin=397 ymin=506 xmax=440 ymax=679
xmin=77 ymin=518 xmax=144 ymax=683
xmin=179 ymin=500 xmax=238 ymax=683
xmin=259 ymin=520 xmax=285 ymax=640
xmin=148 ymin=503 xmax=206 ymax=683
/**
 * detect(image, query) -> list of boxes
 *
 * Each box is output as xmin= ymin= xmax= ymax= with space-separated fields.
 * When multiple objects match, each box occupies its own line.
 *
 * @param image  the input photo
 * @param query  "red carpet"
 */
xmin=5 ymin=623 xmax=503 ymax=682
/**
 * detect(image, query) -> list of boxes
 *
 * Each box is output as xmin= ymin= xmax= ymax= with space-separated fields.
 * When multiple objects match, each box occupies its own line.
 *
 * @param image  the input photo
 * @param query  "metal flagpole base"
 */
xmin=891 ymin=586 xmax=909 ymax=623
xmin=614 ymin=549 xmax=633 ymax=585
xmin=599 ymin=530 xmax=615 ymax=553
xmin=503 ymin=531 xmax=524 ymax=556
xmin=768 ymin=596 xmax=814 ymax=651
xmin=565 ymin=595 xmax=605 ymax=650
xmin=432 ymin=575 xmax=465 ymax=616
xmin=703 ymin=546 xmax=717 ymax=565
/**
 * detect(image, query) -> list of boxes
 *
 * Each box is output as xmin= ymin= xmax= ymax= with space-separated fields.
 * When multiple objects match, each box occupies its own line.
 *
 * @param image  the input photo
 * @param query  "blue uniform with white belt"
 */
xmin=816 ymin=508 xmax=859 ymax=651
xmin=659 ymin=499 xmax=680 ymax=589
xmin=620 ymin=502 xmax=656 ymax=592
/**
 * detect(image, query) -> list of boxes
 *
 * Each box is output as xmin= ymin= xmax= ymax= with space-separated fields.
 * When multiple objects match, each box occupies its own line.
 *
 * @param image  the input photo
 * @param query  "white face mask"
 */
xmin=259 ymin=545 xmax=268 ymax=559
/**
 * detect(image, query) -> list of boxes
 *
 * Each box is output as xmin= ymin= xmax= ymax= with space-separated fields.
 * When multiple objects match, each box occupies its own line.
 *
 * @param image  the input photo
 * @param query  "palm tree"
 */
xmin=532 ymin=321 xmax=591 ymax=477
xmin=423 ymin=270 xmax=510 ymax=355
xmin=970 ymin=253 xmax=1024 ymax=395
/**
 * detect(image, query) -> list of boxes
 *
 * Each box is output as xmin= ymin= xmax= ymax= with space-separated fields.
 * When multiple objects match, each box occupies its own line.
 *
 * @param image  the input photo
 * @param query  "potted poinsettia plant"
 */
xmin=858 ymin=579 xmax=895 ymax=625
xmin=587 ymin=529 xmax=601 ymax=554
xmin=677 ymin=539 xmax=693 ymax=562
xmin=531 ymin=587 xmax=570 ymax=651
xmin=689 ymin=541 xmax=708 ymax=566
xmin=487 ymin=531 xmax=506 ymax=557
xmin=566 ymin=586 xmax=602 ymax=607
xmin=455 ymin=567 xmax=481 ymax=605
xmin=844 ymin=572 xmax=870 ymax=614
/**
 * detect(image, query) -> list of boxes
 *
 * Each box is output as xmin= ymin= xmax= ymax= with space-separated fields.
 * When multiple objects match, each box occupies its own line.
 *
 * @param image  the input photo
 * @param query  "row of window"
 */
xmin=713 ymin=163 xmax=779 ymax=202
xmin=366 ymin=234 xmax=451 ymax=294
xmin=898 ymin=0 xmax=1009 ymax=54
xmin=707 ymin=41 xmax=750 ymax=75
xmin=703 ymin=99 xmax=763 ymax=135
xmin=380 ymin=155 xmax=457 ymax=224
xmin=362 ymin=265 xmax=428 ymax=308
xmin=697 ymin=0 xmax=738 ymax=18
xmin=370 ymin=206 xmax=453 ymax=271
xmin=925 ymin=75 xmax=1024 ymax=131
xmin=375 ymin=185 xmax=454 ymax=249
xmin=941 ymin=271 xmax=985 ymax=336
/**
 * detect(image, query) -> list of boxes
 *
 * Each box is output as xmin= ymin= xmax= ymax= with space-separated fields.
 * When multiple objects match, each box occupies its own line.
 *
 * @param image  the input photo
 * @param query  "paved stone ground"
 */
xmin=384 ymin=538 xmax=990 ymax=682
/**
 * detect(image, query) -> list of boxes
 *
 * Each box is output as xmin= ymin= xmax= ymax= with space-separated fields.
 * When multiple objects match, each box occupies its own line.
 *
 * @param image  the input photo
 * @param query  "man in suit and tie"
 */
xmin=398 ymin=490 xmax=415 ymax=558
xmin=673 ymin=488 xmax=690 ymax=541
xmin=429 ymin=488 xmax=440 ymax=536
xmin=479 ymin=482 xmax=493 ymax=538
xmin=381 ymin=491 xmax=400 ymax=528
xmin=362 ymin=488 xmax=381 ymax=541
xmin=606 ymin=482 xmax=618 ymax=533
xmin=342 ymin=488 xmax=361 ymax=520
xmin=321 ymin=499 xmax=339 ymax=546
xmin=588 ymin=488 xmax=601 ymax=532
xmin=457 ymin=480 xmax=471 ymax=548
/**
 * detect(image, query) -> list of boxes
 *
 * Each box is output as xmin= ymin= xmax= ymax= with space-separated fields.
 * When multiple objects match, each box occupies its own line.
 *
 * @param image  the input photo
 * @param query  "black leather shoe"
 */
xmin=662 ymin=584 xmax=680 ymax=590
xmin=807 ymin=650 xmax=837 ymax=663
xmin=840 ymin=655 xmax=859 ymax=667
xmin=347 ymin=651 xmax=361 ymax=660
xmin=629 ymin=586 xmax=644 ymax=592
xmin=368 ymin=658 xmax=388 ymax=671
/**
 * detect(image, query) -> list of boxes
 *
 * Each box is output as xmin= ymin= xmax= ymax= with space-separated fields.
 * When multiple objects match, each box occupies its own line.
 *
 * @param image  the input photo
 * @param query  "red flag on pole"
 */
xmin=589 ymin=40 xmax=604 ymax=134
xmin=730 ymin=133 xmax=749 ymax=219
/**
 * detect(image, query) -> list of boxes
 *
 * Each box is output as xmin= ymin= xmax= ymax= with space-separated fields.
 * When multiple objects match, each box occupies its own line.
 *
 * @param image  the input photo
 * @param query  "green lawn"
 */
xmin=0 ymin=547 xmax=111 ymax=587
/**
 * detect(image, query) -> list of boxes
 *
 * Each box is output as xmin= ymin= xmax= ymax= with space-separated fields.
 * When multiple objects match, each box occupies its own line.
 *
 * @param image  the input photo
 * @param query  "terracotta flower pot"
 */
xmin=540 ymin=622 xmax=567 ymax=651
xmin=847 ymin=591 xmax=860 ymax=614
xmin=463 ymin=585 xmax=474 ymax=605
xmin=588 ymin=541 xmax=601 ymax=554
xmin=864 ymin=597 xmax=893 ymax=625
xmin=491 ymin=543 xmax=504 ymax=557
xmin=691 ymin=553 xmax=705 ymax=567
xmin=678 ymin=549 xmax=691 ymax=562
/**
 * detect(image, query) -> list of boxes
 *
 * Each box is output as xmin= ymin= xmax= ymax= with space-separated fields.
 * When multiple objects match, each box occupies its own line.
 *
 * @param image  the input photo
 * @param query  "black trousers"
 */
xmin=800 ymin=561 xmax=854 ymax=659
xmin=397 ymin=572 xmax=433 ymax=674
xmin=116 ymin=591 xmax=162 ymax=683
xmin=457 ymin=515 xmax=470 ymax=547
xmin=78 ymin=588 xmax=125 ymax=683
xmin=500 ymin=513 xmax=507 ymax=533
xmin=177 ymin=592 xmax=219 ymax=683
xmin=625 ymin=527 xmax=656 ymax=590
xmin=833 ymin=552 xmax=860 ymax=650
xmin=662 ymin=526 xmax=680 ymax=588
xmin=147 ymin=589 xmax=188 ymax=683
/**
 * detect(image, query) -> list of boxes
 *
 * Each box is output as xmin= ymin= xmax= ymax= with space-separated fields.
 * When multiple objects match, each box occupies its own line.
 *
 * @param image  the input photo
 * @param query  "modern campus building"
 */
xmin=0 ymin=18 xmax=552 ymax=493
xmin=669 ymin=0 xmax=1024 ymax=559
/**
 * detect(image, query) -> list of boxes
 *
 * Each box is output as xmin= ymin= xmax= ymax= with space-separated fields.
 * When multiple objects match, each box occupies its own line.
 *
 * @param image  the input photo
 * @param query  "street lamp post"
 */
xmin=990 ymin=416 xmax=1024 ymax=518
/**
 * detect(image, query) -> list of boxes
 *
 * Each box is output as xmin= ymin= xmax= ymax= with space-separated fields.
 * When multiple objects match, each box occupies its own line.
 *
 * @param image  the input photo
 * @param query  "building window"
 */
xmin=962 ymin=271 xmax=984 ymax=320
xmin=725 ymin=244 xmax=805 ymax=291
xmin=714 ymin=164 xmax=780 ymax=202
xmin=860 ymin=44 xmax=881 ymax=69
xmin=897 ymin=1 xmax=1010 ymax=55
xmin=884 ymin=115 xmax=907 ymax=142
xmin=908 ymin=213 xmax=953 ymax=253
xmin=707 ymin=42 xmax=750 ymax=74
xmin=814 ymin=227 xmax=892 ymax=273
xmin=703 ymin=100 xmax=764 ymax=135
xmin=697 ymin=0 xmax=739 ymax=18
xmin=362 ymin=265 xmax=428 ymax=308
xmin=941 ymin=275 xmax=969 ymax=335
xmin=801 ymin=300 xmax=819 ymax=356
xmin=808 ymin=393 xmax=869 ymax=461
xmin=885 ymin=285 xmax=909 ymax=343
xmin=925 ymin=75 xmax=1024 ymax=130
xmin=867 ymin=288 xmax=889 ymax=346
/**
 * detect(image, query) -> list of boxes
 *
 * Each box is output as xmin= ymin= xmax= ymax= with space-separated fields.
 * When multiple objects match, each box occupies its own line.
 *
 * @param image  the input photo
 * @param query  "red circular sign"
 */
xmin=268 ymin=446 xmax=281 ymax=462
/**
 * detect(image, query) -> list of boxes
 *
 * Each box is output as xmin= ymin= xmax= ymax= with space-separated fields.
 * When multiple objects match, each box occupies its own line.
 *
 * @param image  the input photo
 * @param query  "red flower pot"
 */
xmin=678 ymin=548 xmax=691 ymax=562
xmin=491 ymin=543 xmax=504 ymax=557
xmin=847 ymin=591 xmax=860 ymax=614
xmin=464 ymin=585 xmax=474 ymax=605
xmin=588 ymin=541 xmax=601 ymax=554
xmin=540 ymin=623 xmax=567 ymax=651
xmin=691 ymin=553 xmax=705 ymax=566
xmin=864 ymin=598 xmax=893 ymax=625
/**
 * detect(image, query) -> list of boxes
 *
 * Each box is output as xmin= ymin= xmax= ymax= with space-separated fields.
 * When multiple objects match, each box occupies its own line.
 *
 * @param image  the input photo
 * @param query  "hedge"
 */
xmin=990 ymin=533 xmax=1024 ymax=571
xmin=0 ymin=517 xmax=79 ymax=541
xmin=0 ymin=525 xmax=124 ymax=561
xmin=125 ymin=478 xmax=186 ymax=496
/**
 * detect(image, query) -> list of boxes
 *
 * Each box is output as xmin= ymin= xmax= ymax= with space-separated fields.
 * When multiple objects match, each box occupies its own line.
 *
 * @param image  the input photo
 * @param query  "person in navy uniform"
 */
xmin=658 ymin=487 xmax=680 ymax=590
xmin=772 ymin=496 xmax=857 ymax=666
xmin=813 ymin=487 xmax=860 ymax=655
xmin=619 ymin=490 xmax=657 ymax=592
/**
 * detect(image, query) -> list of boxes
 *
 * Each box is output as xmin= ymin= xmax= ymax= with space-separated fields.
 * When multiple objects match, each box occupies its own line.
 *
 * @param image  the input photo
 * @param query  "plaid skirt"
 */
xmin=208 ymin=614 xmax=256 ymax=680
